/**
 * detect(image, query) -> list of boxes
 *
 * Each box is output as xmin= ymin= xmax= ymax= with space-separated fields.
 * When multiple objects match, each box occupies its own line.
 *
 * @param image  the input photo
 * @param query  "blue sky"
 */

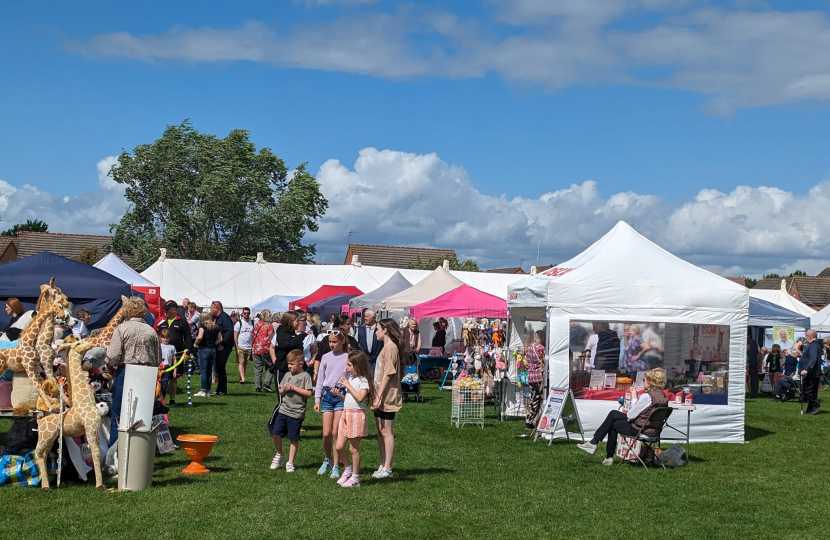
xmin=1 ymin=1 xmax=830 ymax=275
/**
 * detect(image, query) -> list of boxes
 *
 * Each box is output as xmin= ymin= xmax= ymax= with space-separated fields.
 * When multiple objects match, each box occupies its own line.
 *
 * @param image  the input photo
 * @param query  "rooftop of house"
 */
xmin=753 ymin=275 xmax=830 ymax=309
xmin=15 ymin=231 xmax=134 ymax=266
xmin=485 ymin=267 xmax=526 ymax=274
xmin=345 ymin=243 xmax=458 ymax=269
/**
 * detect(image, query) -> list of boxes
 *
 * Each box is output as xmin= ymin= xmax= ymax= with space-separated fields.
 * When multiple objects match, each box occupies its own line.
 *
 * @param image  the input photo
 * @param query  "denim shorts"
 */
xmin=320 ymin=387 xmax=345 ymax=413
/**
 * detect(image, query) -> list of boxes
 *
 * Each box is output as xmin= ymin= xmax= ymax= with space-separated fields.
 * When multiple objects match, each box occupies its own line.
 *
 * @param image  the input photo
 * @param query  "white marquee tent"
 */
xmin=95 ymin=253 xmax=157 ymax=288
xmin=749 ymin=279 xmax=815 ymax=317
xmin=507 ymin=221 xmax=749 ymax=443
xmin=141 ymin=256 xmax=523 ymax=313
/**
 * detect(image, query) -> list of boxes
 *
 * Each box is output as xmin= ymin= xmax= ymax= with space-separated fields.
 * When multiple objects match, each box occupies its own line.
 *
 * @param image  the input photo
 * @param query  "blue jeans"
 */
xmin=199 ymin=348 xmax=216 ymax=392
xmin=109 ymin=367 xmax=126 ymax=447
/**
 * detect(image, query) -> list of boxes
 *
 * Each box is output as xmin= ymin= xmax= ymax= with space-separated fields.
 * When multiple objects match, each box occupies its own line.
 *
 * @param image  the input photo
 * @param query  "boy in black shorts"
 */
xmin=270 ymin=350 xmax=313 ymax=472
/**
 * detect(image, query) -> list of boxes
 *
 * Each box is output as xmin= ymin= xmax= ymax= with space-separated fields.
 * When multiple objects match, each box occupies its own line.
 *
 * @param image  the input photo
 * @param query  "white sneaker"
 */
xmin=194 ymin=391 xmax=208 ymax=397
xmin=285 ymin=462 xmax=295 ymax=473
xmin=602 ymin=457 xmax=614 ymax=466
xmin=577 ymin=442 xmax=597 ymax=455
xmin=270 ymin=453 xmax=283 ymax=470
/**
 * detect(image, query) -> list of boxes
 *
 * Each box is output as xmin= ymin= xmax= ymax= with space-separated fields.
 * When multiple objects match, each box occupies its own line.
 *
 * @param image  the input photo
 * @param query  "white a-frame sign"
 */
xmin=534 ymin=387 xmax=585 ymax=445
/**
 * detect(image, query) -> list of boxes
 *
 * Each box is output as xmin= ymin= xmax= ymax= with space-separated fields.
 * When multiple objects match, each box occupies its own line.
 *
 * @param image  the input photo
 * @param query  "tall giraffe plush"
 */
xmin=34 ymin=303 xmax=71 ymax=384
xmin=35 ymin=340 xmax=105 ymax=491
xmin=0 ymin=303 xmax=66 ymax=411
xmin=87 ymin=295 xmax=128 ymax=349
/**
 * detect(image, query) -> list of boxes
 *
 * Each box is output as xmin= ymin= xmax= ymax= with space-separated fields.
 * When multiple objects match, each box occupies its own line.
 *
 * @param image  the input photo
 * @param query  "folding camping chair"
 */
xmin=618 ymin=407 xmax=673 ymax=472
xmin=820 ymin=367 xmax=830 ymax=391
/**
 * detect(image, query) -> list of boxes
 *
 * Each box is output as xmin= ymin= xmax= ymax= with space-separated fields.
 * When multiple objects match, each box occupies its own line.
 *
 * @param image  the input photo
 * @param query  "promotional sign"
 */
xmin=534 ymin=387 xmax=584 ymax=445
xmin=154 ymin=415 xmax=176 ymax=454
xmin=603 ymin=373 xmax=617 ymax=390
xmin=771 ymin=326 xmax=796 ymax=353
xmin=589 ymin=370 xmax=606 ymax=390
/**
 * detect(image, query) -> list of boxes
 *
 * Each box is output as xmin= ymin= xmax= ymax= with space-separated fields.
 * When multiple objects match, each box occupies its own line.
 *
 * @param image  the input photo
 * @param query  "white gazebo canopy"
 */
xmin=507 ymin=221 xmax=749 ymax=443
xmin=374 ymin=266 xmax=463 ymax=311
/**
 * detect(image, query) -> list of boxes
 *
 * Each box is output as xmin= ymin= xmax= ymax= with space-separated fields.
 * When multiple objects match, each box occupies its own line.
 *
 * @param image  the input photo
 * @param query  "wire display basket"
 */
xmin=451 ymin=378 xmax=485 ymax=429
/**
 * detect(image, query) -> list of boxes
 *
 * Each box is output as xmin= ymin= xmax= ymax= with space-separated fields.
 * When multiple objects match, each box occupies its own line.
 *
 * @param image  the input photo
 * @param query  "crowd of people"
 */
xmin=101 ymin=297 xmax=406 ymax=487
xmin=751 ymin=329 xmax=827 ymax=414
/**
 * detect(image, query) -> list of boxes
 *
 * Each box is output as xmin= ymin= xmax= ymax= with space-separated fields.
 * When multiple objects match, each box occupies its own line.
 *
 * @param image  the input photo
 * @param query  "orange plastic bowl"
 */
xmin=177 ymin=434 xmax=219 ymax=474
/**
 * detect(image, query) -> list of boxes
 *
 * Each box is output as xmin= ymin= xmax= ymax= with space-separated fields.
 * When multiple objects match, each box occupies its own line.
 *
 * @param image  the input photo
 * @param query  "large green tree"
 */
xmin=109 ymin=121 xmax=328 ymax=269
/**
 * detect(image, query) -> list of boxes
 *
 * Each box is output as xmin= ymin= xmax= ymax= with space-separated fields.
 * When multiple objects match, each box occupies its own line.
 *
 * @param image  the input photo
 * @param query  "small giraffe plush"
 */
xmin=87 ymin=295 xmax=128 ymax=349
xmin=35 ymin=340 xmax=105 ymax=491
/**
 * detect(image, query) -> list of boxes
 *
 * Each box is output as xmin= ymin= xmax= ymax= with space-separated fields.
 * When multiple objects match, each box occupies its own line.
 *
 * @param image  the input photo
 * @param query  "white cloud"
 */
xmin=309 ymin=147 xmax=830 ymax=277
xmin=0 ymin=158 xmax=128 ymax=236
xmin=97 ymin=155 xmax=121 ymax=190
xmin=64 ymin=4 xmax=830 ymax=111
xmin=3 ymin=149 xmax=830 ymax=278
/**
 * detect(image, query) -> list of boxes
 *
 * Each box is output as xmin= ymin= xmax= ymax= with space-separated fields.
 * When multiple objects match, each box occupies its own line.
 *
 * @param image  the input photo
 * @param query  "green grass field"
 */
xmin=1 ymin=363 xmax=828 ymax=540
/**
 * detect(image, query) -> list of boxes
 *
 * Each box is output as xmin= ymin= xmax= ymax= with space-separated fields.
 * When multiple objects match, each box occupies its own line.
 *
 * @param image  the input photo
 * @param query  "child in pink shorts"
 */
xmin=332 ymin=350 xmax=375 ymax=488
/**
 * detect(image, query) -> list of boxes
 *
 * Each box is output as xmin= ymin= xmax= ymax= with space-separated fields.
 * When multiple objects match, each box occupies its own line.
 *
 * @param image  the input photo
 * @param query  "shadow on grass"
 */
xmin=394 ymin=467 xmax=455 ymax=477
xmin=153 ymin=476 xmax=197 ymax=487
xmin=745 ymin=424 xmax=774 ymax=441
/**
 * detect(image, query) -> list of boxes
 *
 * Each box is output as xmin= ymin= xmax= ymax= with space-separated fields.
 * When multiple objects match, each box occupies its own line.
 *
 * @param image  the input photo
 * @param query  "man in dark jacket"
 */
xmin=595 ymin=323 xmax=621 ymax=371
xmin=356 ymin=309 xmax=383 ymax=365
xmin=211 ymin=300 xmax=235 ymax=396
xmin=800 ymin=330 xmax=822 ymax=414
xmin=154 ymin=300 xmax=194 ymax=354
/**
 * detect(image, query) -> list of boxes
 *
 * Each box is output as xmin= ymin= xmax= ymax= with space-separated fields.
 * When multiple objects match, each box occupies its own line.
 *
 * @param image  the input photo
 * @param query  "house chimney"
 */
xmin=158 ymin=248 xmax=167 ymax=262
xmin=255 ymin=252 xmax=266 ymax=264
xmin=530 ymin=266 xmax=538 ymax=275
xmin=442 ymin=259 xmax=450 ymax=271
xmin=351 ymin=255 xmax=361 ymax=267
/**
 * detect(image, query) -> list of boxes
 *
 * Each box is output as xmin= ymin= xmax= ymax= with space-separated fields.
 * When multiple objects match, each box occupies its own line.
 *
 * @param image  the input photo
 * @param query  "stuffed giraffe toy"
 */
xmin=87 ymin=296 xmax=127 ymax=349
xmin=35 ymin=340 xmax=105 ymax=491
xmin=0 ymin=302 xmax=68 ymax=412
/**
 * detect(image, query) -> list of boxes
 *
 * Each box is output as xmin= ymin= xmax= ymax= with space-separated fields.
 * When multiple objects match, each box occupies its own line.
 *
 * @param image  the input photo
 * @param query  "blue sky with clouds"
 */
xmin=1 ymin=0 xmax=830 ymax=275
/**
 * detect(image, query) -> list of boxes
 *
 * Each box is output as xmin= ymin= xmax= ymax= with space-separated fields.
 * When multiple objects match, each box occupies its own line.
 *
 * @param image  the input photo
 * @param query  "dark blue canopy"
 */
xmin=748 ymin=297 xmax=811 ymax=329
xmin=307 ymin=293 xmax=359 ymax=322
xmin=0 ymin=251 xmax=133 ymax=330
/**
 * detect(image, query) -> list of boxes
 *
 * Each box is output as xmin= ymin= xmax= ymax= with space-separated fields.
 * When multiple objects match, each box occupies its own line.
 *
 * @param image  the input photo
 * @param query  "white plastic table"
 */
xmin=665 ymin=402 xmax=697 ymax=461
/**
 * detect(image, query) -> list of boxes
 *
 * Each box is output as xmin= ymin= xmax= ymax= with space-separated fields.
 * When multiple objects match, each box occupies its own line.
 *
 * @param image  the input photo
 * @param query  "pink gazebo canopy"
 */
xmin=409 ymin=284 xmax=507 ymax=319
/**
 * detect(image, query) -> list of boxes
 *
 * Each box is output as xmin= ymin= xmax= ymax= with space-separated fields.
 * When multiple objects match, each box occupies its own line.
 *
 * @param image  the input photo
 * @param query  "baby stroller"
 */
xmin=401 ymin=352 xmax=424 ymax=403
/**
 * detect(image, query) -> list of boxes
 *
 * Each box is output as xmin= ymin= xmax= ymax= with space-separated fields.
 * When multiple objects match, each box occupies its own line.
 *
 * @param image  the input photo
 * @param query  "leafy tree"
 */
xmin=408 ymin=255 xmax=480 ymax=272
xmin=763 ymin=270 xmax=807 ymax=280
xmin=1 ymin=218 xmax=49 ymax=237
xmin=109 ymin=121 xmax=328 ymax=269
xmin=73 ymin=246 xmax=101 ymax=265
xmin=744 ymin=277 xmax=758 ymax=288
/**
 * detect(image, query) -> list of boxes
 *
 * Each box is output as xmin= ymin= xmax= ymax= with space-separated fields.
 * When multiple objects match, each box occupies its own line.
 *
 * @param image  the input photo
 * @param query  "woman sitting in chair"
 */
xmin=577 ymin=368 xmax=668 ymax=465
xmin=772 ymin=342 xmax=801 ymax=402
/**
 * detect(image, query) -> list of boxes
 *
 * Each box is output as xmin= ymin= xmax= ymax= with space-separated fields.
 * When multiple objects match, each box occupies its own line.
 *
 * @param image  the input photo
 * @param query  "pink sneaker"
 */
xmin=336 ymin=469 xmax=353 ymax=486
xmin=340 ymin=475 xmax=360 ymax=488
